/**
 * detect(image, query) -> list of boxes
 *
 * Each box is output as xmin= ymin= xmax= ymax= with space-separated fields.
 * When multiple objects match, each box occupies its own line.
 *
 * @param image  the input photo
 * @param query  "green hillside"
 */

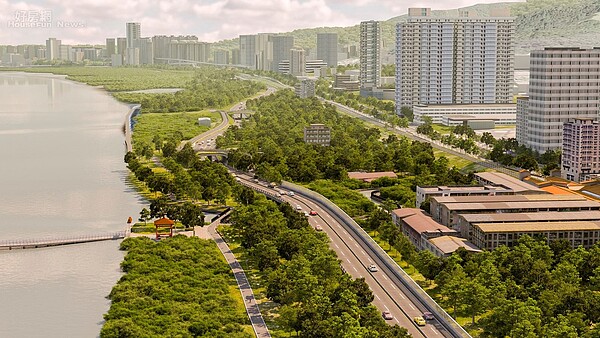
xmin=212 ymin=0 xmax=600 ymax=56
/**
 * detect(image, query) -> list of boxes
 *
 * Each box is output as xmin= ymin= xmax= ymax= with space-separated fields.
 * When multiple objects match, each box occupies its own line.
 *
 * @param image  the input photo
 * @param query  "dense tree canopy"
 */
xmin=101 ymin=236 xmax=252 ymax=338
xmin=229 ymin=191 xmax=410 ymax=338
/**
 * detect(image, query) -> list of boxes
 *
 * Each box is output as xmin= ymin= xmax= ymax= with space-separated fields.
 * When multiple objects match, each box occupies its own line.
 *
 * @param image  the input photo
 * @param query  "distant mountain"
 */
xmin=212 ymin=0 xmax=600 ymax=56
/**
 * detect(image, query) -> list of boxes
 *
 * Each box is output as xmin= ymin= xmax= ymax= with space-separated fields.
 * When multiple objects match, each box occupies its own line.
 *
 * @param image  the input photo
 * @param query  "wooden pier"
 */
xmin=0 ymin=231 xmax=127 ymax=250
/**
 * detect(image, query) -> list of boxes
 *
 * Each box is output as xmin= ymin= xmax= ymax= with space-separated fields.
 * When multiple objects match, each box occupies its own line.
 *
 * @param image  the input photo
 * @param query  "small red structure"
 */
xmin=154 ymin=217 xmax=175 ymax=240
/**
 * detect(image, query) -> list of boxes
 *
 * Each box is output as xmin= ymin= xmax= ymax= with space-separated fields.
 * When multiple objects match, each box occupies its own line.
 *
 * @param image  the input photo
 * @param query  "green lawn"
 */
xmin=2 ymin=66 xmax=195 ymax=91
xmin=434 ymin=150 xmax=476 ymax=169
xmin=432 ymin=124 xmax=453 ymax=135
xmin=132 ymin=110 xmax=221 ymax=148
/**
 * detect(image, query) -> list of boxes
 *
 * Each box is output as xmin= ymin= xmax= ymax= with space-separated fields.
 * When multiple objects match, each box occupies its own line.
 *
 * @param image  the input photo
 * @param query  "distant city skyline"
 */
xmin=0 ymin=0 xmax=524 ymax=45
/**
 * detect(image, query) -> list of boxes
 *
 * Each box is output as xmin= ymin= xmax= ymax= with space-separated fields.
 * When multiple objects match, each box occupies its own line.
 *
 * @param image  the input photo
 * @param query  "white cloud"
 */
xmin=0 ymin=0 xmax=525 ymax=45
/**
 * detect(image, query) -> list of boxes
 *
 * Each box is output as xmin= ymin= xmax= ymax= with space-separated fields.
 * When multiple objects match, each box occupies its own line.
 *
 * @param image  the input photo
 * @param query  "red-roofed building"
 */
xmin=391 ymin=208 xmax=458 ymax=251
xmin=347 ymin=171 xmax=397 ymax=182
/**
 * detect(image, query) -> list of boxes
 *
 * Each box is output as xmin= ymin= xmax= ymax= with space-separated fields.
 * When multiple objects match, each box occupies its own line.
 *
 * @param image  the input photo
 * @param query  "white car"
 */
xmin=368 ymin=264 xmax=378 ymax=272
xmin=287 ymin=191 xmax=295 ymax=196
xmin=296 ymin=205 xmax=302 ymax=210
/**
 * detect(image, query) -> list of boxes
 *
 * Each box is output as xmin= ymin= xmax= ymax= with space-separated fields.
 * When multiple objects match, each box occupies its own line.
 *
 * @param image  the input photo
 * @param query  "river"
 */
xmin=0 ymin=72 xmax=145 ymax=337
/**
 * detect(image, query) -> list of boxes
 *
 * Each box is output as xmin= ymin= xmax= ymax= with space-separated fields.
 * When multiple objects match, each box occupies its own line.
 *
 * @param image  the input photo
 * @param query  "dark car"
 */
xmin=422 ymin=312 xmax=434 ymax=320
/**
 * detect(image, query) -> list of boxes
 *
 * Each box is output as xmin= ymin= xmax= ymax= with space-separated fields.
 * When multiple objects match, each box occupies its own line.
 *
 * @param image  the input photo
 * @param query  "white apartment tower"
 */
xmin=360 ymin=21 xmax=381 ymax=90
xmin=317 ymin=33 xmax=338 ymax=68
xmin=395 ymin=8 xmax=514 ymax=112
xmin=239 ymin=34 xmax=257 ymax=68
xmin=126 ymin=22 xmax=141 ymax=49
xmin=290 ymin=48 xmax=306 ymax=76
xmin=562 ymin=119 xmax=600 ymax=182
xmin=45 ymin=38 xmax=61 ymax=60
xmin=517 ymin=47 xmax=600 ymax=153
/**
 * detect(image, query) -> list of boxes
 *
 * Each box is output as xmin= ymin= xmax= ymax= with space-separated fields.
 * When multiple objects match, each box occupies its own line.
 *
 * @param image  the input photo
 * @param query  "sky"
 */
xmin=0 ymin=0 xmax=524 ymax=45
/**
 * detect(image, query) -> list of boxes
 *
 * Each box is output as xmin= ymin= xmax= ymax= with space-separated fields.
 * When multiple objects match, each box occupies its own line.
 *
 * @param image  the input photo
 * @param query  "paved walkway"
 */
xmin=206 ymin=223 xmax=271 ymax=338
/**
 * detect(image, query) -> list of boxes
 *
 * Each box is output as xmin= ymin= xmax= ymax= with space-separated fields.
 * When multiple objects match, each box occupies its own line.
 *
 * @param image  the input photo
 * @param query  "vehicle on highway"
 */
xmin=235 ymin=177 xmax=241 ymax=182
xmin=309 ymin=210 xmax=318 ymax=216
xmin=287 ymin=191 xmax=295 ymax=196
xmin=422 ymin=312 xmax=434 ymax=321
xmin=253 ymin=178 xmax=259 ymax=183
xmin=296 ymin=205 xmax=302 ymax=210
xmin=414 ymin=316 xmax=426 ymax=326
xmin=304 ymin=211 xmax=310 ymax=217
xmin=368 ymin=264 xmax=378 ymax=272
xmin=269 ymin=182 xmax=277 ymax=188
xmin=382 ymin=311 xmax=393 ymax=320
xmin=314 ymin=224 xmax=323 ymax=231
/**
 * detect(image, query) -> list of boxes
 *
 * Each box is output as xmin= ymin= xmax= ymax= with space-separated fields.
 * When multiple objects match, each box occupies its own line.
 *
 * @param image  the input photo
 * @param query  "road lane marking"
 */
xmin=399 ymin=293 xmax=405 ymax=299
xmin=408 ymin=303 xmax=415 ymax=310
xmin=352 ymin=266 xmax=358 ymax=272
xmin=342 ymin=230 xmax=348 ymax=235
xmin=382 ymin=275 xmax=388 ymax=281
xmin=431 ymin=328 xmax=439 ymax=335
xmin=335 ymin=243 xmax=340 ymax=248
xmin=375 ymin=294 xmax=380 ymax=300
xmin=361 ymin=250 xmax=366 ymax=255
xmin=391 ymin=285 xmax=396 ymax=290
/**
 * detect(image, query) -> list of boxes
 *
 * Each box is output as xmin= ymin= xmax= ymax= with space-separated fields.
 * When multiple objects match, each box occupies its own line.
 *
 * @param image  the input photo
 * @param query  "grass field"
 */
xmin=132 ymin=110 xmax=221 ymax=148
xmin=3 ymin=66 xmax=196 ymax=91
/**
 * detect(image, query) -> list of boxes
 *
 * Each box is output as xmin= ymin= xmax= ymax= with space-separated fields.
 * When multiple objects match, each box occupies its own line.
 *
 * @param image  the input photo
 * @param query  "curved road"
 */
xmin=235 ymin=173 xmax=462 ymax=338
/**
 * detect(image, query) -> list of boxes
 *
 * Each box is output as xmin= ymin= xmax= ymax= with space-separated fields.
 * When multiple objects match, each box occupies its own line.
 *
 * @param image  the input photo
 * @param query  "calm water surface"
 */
xmin=0 ymin=72 xmax=145 ymax=337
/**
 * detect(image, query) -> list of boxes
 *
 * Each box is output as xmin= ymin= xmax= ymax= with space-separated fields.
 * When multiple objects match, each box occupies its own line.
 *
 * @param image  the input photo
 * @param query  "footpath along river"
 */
xmin=0 ymin=72 xmax=144 ymax=337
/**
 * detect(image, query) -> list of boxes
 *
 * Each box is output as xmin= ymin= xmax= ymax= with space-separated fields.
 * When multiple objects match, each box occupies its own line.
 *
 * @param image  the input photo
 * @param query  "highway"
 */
xmin=234 ymin=172 xmax=464 ymax=338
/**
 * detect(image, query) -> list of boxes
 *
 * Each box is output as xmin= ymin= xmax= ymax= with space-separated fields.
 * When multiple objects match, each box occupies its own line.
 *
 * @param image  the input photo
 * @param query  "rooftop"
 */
xmin=445 ymin=199 xmax=600 ymax=211
xmin=428 ymin=236 xmax=482 ymax=254
xmin=431 ymin=194 xmax=583 ymax=204
xmin=458 ymin=210 xmax=600 ymax=223
xmin=392 ymin=208 xmax=456 ymax=234
xmin=348 ymin=171 xmax=397 ymax=182
xmin=418 ymin=185 xmax=513 ymax=193
xmin=475 ymin=172 xmax=545 ymax=193
xmin=474 ymin=221 xmax=600 ymax=233
xmin=445 ymin=114 xmax=516 ymax=121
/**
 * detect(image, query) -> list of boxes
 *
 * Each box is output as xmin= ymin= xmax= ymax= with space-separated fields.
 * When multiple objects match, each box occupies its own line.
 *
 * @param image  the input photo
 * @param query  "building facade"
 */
xmin=303 ymin=124 xmax=331 ymax=146
xmin=295 ymin=79 xmax=316 ymax=98
xmin=239 ymin=34 xmax=257 ymax=68
xmin=562 ymin=118 xmax=600 ymax=182
xmin=413 ymin=103 xmax=516 ymax=125
xmin=517 ymin=48 xmax=600 ymax=153
xmin=272 ymin=35 xmax=294 ymax=73
xmin=290 ymin=48 xmax=306 ymax=76
xmin=359 ymin=21 xmax=381 ymax=91
xmin=395 ymin=8 xmax=514 ymax=112
xmin=45 ymin=38 xmax=61 ymax=60
xmin=317 ymin=33 xmax=338 ymax=68
xmin=213 ymin=49 xmax=230 ymax=65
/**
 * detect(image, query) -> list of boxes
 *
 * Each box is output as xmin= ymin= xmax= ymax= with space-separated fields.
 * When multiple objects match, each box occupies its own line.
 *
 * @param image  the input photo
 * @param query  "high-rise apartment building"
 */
xmin=239 ymin=34 xmax=257 ymax=68
xmin=317 ymin=33 xmax=338 ymax=68
xmin=45 ymin=38 xmax=61 ymax=60
xmin=562 ymin=118 xmax=600 ymax=182
xmin=214 ymin=49 xmax=230 ymax=65
xmin=517 ymin=47 xmax=600 ymax=153
xmin=231 ymin=48 xmax=241 ymax=65
xmin=290 ymin=48 xmax=306 ymax=76
xmin=255 ymin=33 xmax=273 ymax=71
xmin=126 ymin=22 xmax=141 ymax=49
xmin=395 ymin=8 xmax=514 ymax=111
xmin=295 ymin=79 xmax=316 ymax=98
xmin=169 ymin=40 xmax=210 ymax=62
xmin=116 ymin=38 xmax=126 ymax=55
xmin=106 ymin=38 xmax=115 ymax=58
xmin=272 ymin=35 xmax=294 ymax=73
xmin=359 ymin=21 xmax=381 ymax=90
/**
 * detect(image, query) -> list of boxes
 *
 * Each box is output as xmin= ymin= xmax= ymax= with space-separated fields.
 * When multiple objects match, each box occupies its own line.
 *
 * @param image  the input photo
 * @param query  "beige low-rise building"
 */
xmin=430 ymin=194 xmax=598 ymax=227
xmin=471 ymin=221 xmax=600 ymax=250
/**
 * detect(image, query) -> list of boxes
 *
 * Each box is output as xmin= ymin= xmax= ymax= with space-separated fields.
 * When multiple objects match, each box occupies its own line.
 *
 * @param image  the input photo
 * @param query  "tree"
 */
xmin=149 ymin=196 xmax=169 ymax=218
xmin=138 ymin=208 xmax=151 ymax=225
xmin=178 ymin=202 xmax=204 ymax=228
